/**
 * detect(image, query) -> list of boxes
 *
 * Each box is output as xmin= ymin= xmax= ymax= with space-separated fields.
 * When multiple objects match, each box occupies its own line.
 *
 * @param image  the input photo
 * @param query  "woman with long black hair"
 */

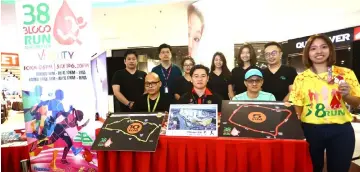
xmin=231 ymin=43 xmax=261 ymax=95
xmin=208 ymin=52 xmax=234 ymax=100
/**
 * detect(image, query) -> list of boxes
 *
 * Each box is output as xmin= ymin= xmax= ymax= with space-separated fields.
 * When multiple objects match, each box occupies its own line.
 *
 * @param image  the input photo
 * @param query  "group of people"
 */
xmin=112 ymin=34 xmax=360 ymax=172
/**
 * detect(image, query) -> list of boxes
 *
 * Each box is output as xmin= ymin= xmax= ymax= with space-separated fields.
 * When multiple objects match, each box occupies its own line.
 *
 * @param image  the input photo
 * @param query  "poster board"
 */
xmin=219 ymin=101 xmax=305 ymax=139
xmin=92 ymin=113 xmax=164 ymax=152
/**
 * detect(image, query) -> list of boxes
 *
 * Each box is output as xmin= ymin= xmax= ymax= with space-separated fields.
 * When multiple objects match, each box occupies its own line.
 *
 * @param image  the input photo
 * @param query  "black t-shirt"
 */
xmin=173 ymin=76 xmax=192 ymax=97
xmin=208 ymin=72 xmax=230 ymax=100
xmin=178 ymin=88 xmax=223 ymax=112
xmin=262 ymin=65 xmax=297 ymax=101
xmin=132 ymin=93 xmax=172 ymax=113
xmin=231 ymin=66 xmax=261 ymax=94
xmin=151 ymin=64 xmax=182 ymax=96
xmin=111 ymin=69 xmax=147 ymax=112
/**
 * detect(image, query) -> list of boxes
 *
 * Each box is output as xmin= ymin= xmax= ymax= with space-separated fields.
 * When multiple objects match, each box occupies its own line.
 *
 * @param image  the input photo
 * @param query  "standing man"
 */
xmin=112 ymin=50 xmax=147 ymax=112
xmin=152 ymin=44 xmax=182 ymax=98
xmin=262 ymin=42 xmax=297 ymax=101
xmin=178 ymin=65 xmax=222 ymax=112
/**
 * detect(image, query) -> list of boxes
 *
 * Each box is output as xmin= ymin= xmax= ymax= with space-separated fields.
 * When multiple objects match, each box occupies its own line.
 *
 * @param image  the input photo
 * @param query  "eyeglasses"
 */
xmin=246 ymin=79 xmax=262 ymax=84
xmin=145 ymin=81 xmax=160 ymax=87
xmin=264 ymin=50 xmax=279 ymax=58
xmin=183 ymin=64 xmax=194 ymax=68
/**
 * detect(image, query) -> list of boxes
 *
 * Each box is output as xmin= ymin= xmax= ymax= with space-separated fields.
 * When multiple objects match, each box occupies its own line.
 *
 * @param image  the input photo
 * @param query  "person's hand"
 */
xmin=338 ymin=82 xmax=351 ymax=97
xmin=129 ymin=102 xmax=134 ymax=109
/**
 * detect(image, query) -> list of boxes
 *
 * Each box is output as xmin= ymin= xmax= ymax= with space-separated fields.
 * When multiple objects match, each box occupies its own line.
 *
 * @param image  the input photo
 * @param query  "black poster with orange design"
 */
xmin=219 ymin=101 xmax=305 ymax=140
xmin=92 ymin=113 xmax=164 ymax=152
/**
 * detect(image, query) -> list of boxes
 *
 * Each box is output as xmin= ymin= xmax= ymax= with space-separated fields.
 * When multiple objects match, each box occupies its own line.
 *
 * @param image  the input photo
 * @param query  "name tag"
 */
xmin=164 ymin=86 xmax=168 ymax=93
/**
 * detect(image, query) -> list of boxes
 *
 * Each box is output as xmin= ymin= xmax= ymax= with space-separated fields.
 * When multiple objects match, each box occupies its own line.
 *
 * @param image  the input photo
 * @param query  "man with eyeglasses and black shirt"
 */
xmin=178 ymin=65 xmax=223 ymax=112
xmin=132 ymin=72 xmax=172 ymax=112
xmin=262 ymin=42 xmax=297 ymax=101
xmin=151 ymin=44 xmax=182 ymax=98
xmin=112 ymin=50 xmax=147 ymax=112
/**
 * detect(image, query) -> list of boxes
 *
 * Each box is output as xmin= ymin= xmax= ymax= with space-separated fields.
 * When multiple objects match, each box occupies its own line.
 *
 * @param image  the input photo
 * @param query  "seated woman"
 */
xmin=232 ymin=68 xmax=276 ymax=101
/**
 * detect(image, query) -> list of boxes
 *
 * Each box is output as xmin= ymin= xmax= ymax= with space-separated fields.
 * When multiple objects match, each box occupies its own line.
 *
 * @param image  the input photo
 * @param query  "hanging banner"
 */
xmin=187 ymin=1 xmax=234 ymax=69
xmin=16 ymin=0 xmax=98 ymax=171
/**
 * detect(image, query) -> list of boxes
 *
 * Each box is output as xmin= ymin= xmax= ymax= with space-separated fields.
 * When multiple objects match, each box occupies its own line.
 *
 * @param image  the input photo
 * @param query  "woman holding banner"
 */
xmin=289 ymin=34 xmax=360 ymax=172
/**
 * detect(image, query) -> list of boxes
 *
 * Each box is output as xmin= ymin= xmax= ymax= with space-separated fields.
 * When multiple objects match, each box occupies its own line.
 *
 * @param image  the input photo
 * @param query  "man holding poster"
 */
xmin=16 ymin=0 xmax=98 ymax=171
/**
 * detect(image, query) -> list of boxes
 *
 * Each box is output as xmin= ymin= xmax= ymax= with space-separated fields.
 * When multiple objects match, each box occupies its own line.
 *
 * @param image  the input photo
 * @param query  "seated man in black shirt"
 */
xmin=132 ymin=72 xmax=172 ymax=113
xmin=178 ymin=65 xmax=223 ymax=112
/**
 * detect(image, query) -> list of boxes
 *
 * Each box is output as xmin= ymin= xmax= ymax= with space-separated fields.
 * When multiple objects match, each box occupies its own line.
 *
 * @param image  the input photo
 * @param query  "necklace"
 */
xmin=311 ymin=66 xmax=333 ymax=84
xmin=147 ymin=93 xmax=160 ymax=112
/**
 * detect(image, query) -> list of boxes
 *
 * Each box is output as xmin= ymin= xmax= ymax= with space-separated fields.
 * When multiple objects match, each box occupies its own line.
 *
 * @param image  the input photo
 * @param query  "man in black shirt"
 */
xmin=132 ymin=72 xmax=172 ymax=112
xmin=262 ymin=42 xmax=297 ymax=101
xmin=178 ymin=65 xmax=223 ymax=112
xmin=112 ymin=50 xmax=147 ymax=112
xmin=151 ymin=44 xmax=182 ymax=97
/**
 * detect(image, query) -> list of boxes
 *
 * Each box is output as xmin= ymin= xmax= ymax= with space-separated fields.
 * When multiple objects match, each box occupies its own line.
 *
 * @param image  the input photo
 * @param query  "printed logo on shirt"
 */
xmin=305 ymin=103 xmax=345 ymax=118
xmin=280 ymin=76 xmax=286 ymax=80
xmin=207 ymin=100 xmax=212 ymax=104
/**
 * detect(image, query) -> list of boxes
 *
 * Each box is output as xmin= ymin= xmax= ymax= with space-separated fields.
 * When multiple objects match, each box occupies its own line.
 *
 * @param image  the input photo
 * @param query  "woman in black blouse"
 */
xmin=208 ymin=52 xmax=234 ymax=100
xmin=231 ymin=43 xmax=260 ymax=94
xmin=173 ymin=57 xmax=195 ymax=100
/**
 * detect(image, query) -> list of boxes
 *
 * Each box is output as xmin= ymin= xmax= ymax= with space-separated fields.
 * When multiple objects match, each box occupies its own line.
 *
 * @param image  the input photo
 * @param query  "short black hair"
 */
xmin=264 ymin=41 xmax=282 ymax=52
xmin=124 ymin=50 xmax=138 ymax=59
xmin=190 ymin=64 xmax=209 ymax=77
xmin=158 ymin=43 xmax=172 ymax=54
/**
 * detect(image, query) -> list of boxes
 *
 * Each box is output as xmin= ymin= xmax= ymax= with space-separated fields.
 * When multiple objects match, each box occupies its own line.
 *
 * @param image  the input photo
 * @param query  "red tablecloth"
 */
xmin=1 ymin=145 xmax=29 ymax=172
xmin=96 ymin=130 xmax=312 ymax=172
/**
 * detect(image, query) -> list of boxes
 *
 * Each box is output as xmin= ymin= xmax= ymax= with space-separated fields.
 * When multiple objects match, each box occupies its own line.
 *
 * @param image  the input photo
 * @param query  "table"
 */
xmin=1 ymin=145 xmax=29 ymax=172
xmin=96 ymin=135 xmax=313 ymax=172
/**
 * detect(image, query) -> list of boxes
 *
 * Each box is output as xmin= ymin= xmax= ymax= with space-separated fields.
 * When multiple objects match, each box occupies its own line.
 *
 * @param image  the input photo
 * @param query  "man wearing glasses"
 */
xmin=262 ymin=42 xmax=297 ymax=101
xmin=132 ymin=72 xmax=172 ymax=112
xmin=151 ymin=44 xmax=182 ymax=98
xmin=232 ymin=69 xmax=275 ymax=101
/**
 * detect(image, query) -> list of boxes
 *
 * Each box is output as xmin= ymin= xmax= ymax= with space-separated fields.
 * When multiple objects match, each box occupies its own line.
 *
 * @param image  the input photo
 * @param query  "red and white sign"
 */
xmin=1 ymin=53 xmax=19 ymax=67
xmin=354 ymin=27 xmax=360 ymax=41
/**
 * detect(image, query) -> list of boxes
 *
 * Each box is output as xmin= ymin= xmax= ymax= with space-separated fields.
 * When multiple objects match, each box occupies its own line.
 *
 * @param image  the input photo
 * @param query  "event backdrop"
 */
xmin=16 ymin=0 xmax=98 ymax=171
xmin=187 ymin=1 xmax=234 ymax=69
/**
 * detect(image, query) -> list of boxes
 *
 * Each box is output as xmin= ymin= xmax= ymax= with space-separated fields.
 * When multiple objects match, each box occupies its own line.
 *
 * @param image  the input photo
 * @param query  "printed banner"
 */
xmin=16 ymin=0 xmax=98 ymax=171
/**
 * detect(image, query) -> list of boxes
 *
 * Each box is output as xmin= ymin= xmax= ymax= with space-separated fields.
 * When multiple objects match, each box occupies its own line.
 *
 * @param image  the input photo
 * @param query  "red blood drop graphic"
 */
xmin=53 ymin=0 xmax=85 ymax=45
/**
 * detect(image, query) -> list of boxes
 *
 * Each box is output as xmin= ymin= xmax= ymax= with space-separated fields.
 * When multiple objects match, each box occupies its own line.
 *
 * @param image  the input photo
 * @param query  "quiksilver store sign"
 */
xmin=287 ymin=27 xmax=354 ymax=54
xmin=295 ymin=33 xmax=351 ymax=49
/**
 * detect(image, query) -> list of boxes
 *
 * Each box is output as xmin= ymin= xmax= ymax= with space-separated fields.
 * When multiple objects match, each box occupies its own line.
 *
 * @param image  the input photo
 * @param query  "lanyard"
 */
xmin=161 ymin=65 xmax=172 ymax=86
xmin=192 ymin=94 xmax=207 ymax=104
xmin=312 ymin=66 xmax=333 ymax=84
xmin=147 ymin=94 xmax=160 ymax=112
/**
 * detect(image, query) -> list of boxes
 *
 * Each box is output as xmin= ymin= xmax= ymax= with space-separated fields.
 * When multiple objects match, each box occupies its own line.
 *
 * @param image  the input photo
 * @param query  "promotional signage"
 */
xmin=219 ymin=101 xmax=305 ymax=140
xmin=1 ymin=53 xmax=19 ymax=67
xmin=166 ymin=104 xmax=218 ymax=137
xmin=92 ymin=113 xmax=164 ymax=152
xmin=16 ymin=0 xmax=98 ymax=171
xmin=287 ymin=27 xmax=355 ymax=54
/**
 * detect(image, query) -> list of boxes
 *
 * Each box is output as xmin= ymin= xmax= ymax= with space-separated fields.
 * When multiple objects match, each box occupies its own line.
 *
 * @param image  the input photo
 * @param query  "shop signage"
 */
xmin=1 ymin=53 xmax=19 ymax=67
xmin=354 ymin=27 xmax=360 ymax=41
xmin=287 ymin=27 xmax=354 ymax=54
xmin=295 ymin=33 xmax=351 ymax=49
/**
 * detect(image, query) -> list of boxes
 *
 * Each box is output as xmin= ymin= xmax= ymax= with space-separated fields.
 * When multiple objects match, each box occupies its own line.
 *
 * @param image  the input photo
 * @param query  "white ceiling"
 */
xmin=2 ymin=0 xmax=360 ymax=51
